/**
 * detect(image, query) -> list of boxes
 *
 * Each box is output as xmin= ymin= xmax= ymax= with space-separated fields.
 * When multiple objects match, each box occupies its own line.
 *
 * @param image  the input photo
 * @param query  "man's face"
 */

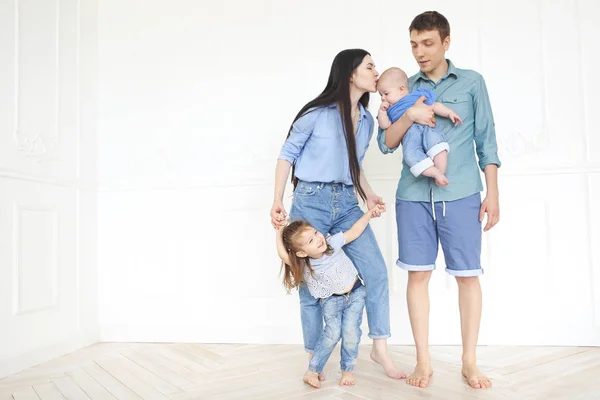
xmin=410 ymin=29 xmax=450 ymax=76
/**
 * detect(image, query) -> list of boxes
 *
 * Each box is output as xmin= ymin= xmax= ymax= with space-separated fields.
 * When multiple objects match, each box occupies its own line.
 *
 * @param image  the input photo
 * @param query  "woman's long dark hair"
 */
xmin=287 ymin=49 xmax=371 ymax=201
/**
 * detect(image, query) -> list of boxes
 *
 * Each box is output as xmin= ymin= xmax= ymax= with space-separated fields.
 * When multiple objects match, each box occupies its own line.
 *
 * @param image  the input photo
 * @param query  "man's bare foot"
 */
xmin=303 ymin=371 xmax=321 ymax=388
xmin=370 ymin=350 xmax=406 ymax=379
xmin=339 ymin=371 xmax=356 ymax=386
xmin=406 ymin=363 xmax=433 ymax=388
xmin=462 ymin=364 xmax=491 ymax=389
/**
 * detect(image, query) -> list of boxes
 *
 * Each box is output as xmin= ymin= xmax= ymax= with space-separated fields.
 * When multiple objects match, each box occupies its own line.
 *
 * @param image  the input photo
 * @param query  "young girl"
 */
xmin=276 ymin=203 xmax=385 ymax=388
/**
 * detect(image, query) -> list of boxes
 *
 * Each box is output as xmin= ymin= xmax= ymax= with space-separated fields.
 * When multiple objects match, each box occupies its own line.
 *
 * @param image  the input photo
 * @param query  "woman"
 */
xmin=270 ymin=49 xmax=404 ymax=378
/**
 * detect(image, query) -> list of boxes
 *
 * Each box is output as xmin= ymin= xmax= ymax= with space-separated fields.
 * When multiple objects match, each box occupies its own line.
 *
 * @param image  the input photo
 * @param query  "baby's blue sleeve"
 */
xmin=413 ymin=88 xmax=437 ymax=105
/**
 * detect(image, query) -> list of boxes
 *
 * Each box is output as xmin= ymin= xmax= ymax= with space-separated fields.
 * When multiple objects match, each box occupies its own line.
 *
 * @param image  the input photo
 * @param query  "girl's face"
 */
xmin=294 ymin=227 xmax=327 ymax=259
xmin=351 ymin=55 xmax=379 ymax=94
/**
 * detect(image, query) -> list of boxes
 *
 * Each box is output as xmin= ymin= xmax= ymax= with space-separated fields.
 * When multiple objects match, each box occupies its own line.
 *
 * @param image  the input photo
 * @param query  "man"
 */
xmin=377 ymin=11 xmax=501 ymax=389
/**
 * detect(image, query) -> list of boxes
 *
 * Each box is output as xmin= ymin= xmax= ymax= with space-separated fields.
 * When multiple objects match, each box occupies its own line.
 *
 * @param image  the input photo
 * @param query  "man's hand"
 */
xmin=406 ymin=96 xmax=435 ymax=127
xmin=479 ymin=194 xmax=499 ymax=232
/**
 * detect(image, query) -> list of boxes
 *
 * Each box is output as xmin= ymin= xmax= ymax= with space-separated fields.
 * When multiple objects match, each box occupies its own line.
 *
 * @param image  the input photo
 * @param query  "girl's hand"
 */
xmin=367 ymin=203 xmax=386 ymax=218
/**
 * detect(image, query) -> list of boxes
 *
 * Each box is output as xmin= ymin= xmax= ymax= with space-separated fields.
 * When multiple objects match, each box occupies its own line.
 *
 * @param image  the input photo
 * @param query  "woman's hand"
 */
xmin=270 ymin=201 xmax=288 ymax=230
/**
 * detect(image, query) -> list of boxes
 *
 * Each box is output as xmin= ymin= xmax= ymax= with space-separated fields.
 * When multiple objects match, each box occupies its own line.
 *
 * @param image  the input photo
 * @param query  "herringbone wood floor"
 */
xmin=1 ymin=343 xmax=599 ymax=399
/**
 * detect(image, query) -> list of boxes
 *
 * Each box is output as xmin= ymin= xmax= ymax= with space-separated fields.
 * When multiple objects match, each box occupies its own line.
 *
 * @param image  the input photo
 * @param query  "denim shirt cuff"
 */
xmin=377 ymin=128 xmax=399 ymax=154
xmin=479 ymin=155 xmax=501 ymax=171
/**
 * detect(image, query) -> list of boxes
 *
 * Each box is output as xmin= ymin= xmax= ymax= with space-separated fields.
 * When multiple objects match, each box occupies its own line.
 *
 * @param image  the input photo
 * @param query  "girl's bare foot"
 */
xmin=307 ymin=353 xmax=325 ymax=381
xmin=406 ymin=363 xmax=433 ymax=388
xmin=339 ymin=371 xmax=356 ymax=386
xmin=462 ymin=364 xmax=492 ymax=389
xmin=303 ymin=371 xmax=320 ymax=388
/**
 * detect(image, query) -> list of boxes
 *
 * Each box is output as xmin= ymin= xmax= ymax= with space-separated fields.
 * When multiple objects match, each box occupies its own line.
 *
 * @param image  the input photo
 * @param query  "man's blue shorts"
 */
xmin=395 ymin=192 xmax=483 ymax=277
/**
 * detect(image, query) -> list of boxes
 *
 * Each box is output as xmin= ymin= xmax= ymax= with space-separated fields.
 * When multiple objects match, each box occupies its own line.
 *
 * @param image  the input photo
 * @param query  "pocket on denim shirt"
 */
xmin=439 ymin=94 xmax=471 ymax=120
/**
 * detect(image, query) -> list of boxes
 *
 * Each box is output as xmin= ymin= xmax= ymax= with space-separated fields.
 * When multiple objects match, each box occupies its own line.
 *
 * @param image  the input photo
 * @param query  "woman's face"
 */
xmin=351 ymin=55 xmax=379 ymax=93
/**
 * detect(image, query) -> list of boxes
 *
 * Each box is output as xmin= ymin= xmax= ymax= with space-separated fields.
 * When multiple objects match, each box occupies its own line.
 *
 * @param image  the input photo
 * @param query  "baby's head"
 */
xmin=280 ymin=220 xmax=333 ymax=292
xmin=377 ymin=67 xmax=410 ymax=105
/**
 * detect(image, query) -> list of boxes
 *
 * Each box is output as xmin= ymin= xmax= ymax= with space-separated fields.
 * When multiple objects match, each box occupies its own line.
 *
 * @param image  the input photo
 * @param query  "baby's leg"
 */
xmin=422 ymin=127 xmax=450 ymax=185
xmin=339 ymin=286 xmax=366 ymax=386
xmin=404 ymin=127 xmax=435 ymax=178
xmin=423 ymin=128 xmax=449 ymax=172
xmin=421 ymin=165 xmax=448 ymax=187
xmin=433 ymin=150 xmax=448 ymax=175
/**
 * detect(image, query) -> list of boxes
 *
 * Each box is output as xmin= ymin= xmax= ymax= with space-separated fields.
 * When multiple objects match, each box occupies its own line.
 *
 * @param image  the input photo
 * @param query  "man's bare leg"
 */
xmin=406 ymin=271 xmax=434 ymax=388
xmin=456 ymin=276 xmax=492 ymax=389
xmin=370 ymin=338 xmax=406 ymax=379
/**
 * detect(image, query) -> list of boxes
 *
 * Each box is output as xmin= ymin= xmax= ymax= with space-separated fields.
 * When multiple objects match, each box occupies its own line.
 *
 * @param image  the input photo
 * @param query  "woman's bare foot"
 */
xmin=339 ymin=371 xmax=356 ymax=386
xmin=462 ymin=364 xmax=491 ymax=389
xmin=406 ymin=363 xmax=433 ymax=388
xmin=303 ymin=371 xmax=320 ymax=388
xmin=370 ymin=349 xmax=406 ymax=379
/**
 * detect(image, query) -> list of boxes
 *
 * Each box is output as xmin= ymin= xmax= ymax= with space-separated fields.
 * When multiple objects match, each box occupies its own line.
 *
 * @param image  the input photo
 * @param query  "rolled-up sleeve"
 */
xmin=473 ymin=75 xmax=501 ymax=171
xmin=278 ymin=110 xmax=318 ymax=164
xmin=376 ymin=126 xmax=399 ymax=154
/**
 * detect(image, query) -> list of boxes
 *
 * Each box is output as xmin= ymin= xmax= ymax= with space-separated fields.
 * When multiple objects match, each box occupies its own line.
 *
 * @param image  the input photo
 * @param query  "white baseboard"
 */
xmin=0 ymin=330 xmax=99 ymax=379
xmin=99 ymin=324 xmax=600 ymax=347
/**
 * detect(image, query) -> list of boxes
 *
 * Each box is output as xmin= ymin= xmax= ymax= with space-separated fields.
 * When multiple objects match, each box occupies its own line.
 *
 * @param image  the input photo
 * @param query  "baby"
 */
xmin=377 ymin=67 xmax=462 ymax=186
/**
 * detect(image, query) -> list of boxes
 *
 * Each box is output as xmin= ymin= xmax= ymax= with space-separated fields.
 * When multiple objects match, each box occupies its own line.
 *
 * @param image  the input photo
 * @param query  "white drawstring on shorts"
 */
xmin=430 ymin=188 xmax=446 ymax=221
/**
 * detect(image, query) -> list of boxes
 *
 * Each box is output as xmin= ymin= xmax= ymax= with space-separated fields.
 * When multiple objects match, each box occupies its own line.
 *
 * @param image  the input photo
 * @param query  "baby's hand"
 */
xmin=448 ymin=111 xmax=463 ymax=127
xmin=379 ymin=101 xmax=390 ymax=112
xmin=368 ymin=204 xmax=386 ymax=218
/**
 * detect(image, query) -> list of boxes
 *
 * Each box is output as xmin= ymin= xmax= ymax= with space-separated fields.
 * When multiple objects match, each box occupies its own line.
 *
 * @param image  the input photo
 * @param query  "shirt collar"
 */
xmin=415 ymin=59 xmax=458 ymax=83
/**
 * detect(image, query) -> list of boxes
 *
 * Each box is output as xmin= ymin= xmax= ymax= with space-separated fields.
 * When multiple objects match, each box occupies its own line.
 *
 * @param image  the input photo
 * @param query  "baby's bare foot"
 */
xmin=435 ymin=174 xmax=449 ymax=186
xmin=303 ymin=371 xmax=320 ymax=388
xmin=339 ymin=371 xmax=356 ymax=386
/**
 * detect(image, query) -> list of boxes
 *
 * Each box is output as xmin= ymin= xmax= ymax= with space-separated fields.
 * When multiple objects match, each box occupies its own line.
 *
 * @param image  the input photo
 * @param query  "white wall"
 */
xmin=0 ymin=0 xmax=99 ymax=378
xmin=97 ymin=0 xmax=600 ymax=346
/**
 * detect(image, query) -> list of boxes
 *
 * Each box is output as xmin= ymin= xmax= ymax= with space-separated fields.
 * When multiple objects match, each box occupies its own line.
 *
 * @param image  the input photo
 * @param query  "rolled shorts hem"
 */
xmin=446 ymin=268 xmax=484 ymax=277
xmin=396 ymin=259 xmax=435 ymax=271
